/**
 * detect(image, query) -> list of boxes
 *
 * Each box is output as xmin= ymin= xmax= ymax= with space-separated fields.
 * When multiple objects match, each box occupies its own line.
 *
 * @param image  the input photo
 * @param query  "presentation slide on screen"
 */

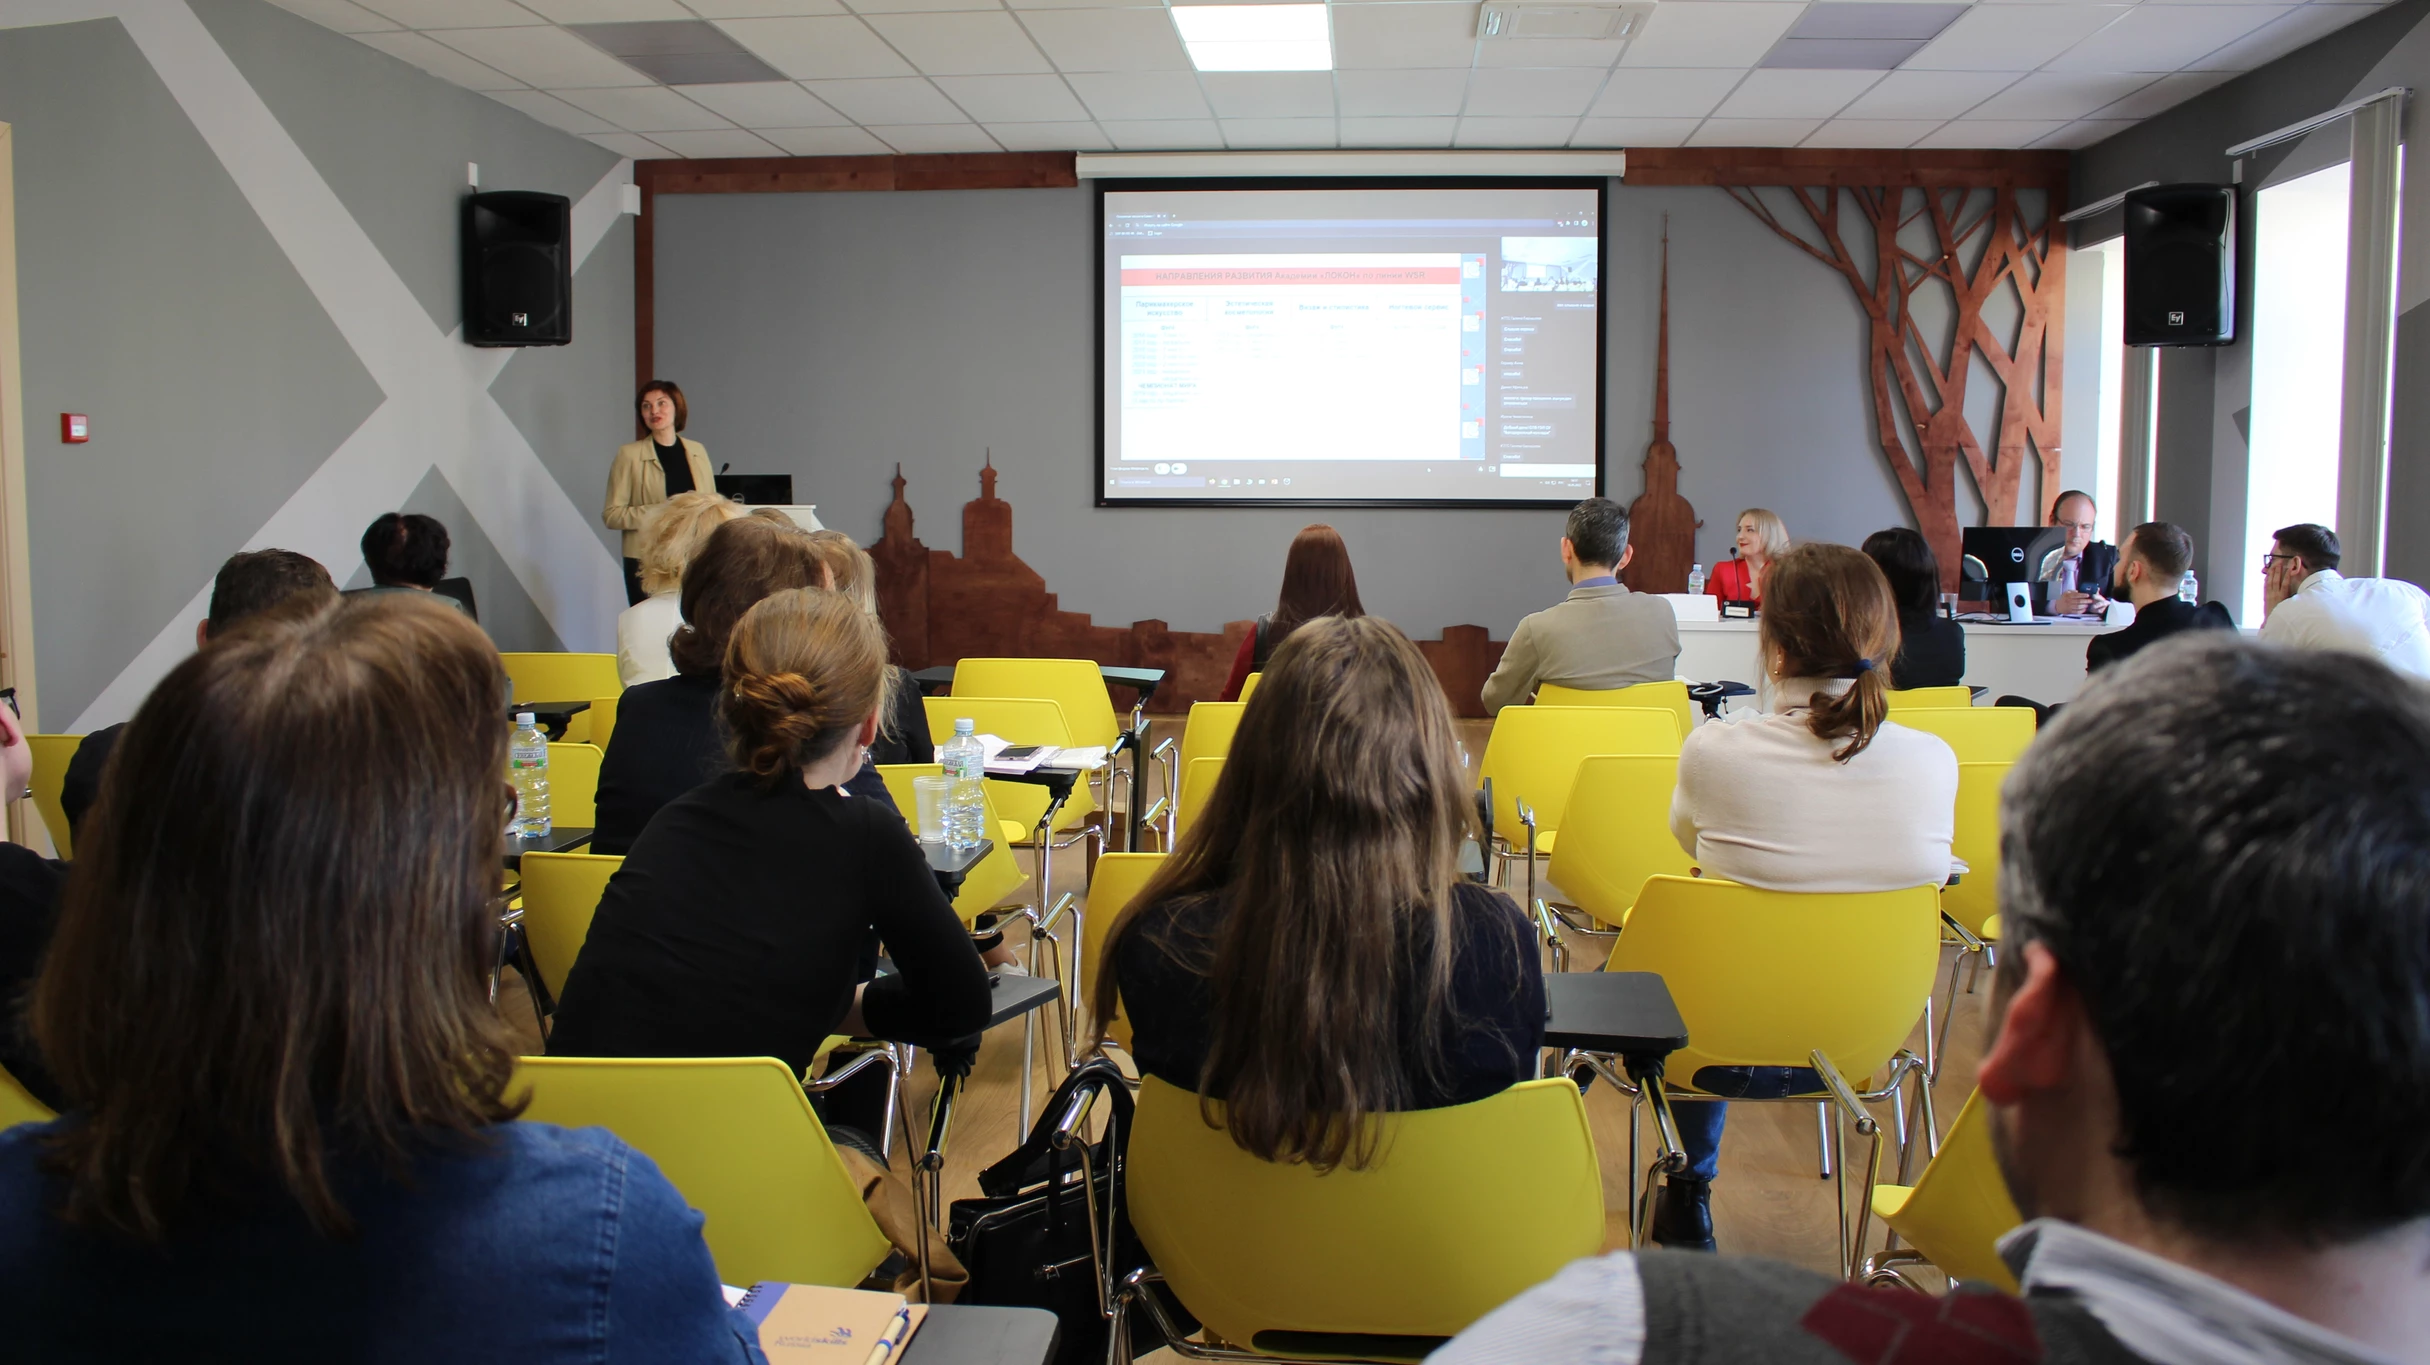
xmin=1100 ymin=185 xmax=1602 ymax=506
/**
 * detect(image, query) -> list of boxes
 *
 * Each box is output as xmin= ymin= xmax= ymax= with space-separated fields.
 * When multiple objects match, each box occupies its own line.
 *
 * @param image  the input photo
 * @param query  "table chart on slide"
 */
xmin=1119 ymin=254 xmax=1475 ymax=466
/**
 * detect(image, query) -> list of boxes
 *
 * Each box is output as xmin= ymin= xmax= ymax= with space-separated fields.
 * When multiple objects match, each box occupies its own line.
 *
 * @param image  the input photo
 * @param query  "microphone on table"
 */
xmin=720 ymin=462 xmax=731 ymax=474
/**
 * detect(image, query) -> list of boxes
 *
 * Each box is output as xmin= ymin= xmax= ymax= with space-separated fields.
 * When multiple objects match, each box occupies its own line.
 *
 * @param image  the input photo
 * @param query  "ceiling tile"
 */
xmin=270 ymin=0 xmax=399 ymax=32
xmin=1787 ymin=3 xmax=1967 ymax=41
xmin=431 ymin=25 xmax=653 ymax=84
xmin=486 ymin=87 xmax=619 ymax=132
xmin=1331 ymin=3 xmax=1479 ymax=68
xmin=1018 ymin=8 xmax=1190 ymax=71
xmin=644 ymin=128 xmax=788 ymax=154
xmin=1759 ymin=38 xmax=1929 ymax=69
xmin=1913 ymin=119 xmax=2065 ymax=148
xmin=2044 ymin=4 xmax=2284 ymax=71
xmin=1010 ymin=0 xmax=1171 ymax=9
xmin=1620 ymin=3 xmax=1804 ymax=67
xmin=1837 ymin=69 xmax=2012 ymax=119
xmin=1199 ymin=70 xmax=1334 ymax=118
xmin=2113 ymin=70 xmax=2242 ymax=122
xmin=985 ymin=120 xmax=1115 ymax=149
xmin=1336 ymin=67 xmax=1470 ymax=116
xmin=586 ymin=130 xmax=676 ymax=156
xmin=1069 ymin=70 xmax=1212 ymax=119
xmin=871 ymin=123 xmax=1005 ymax=151
xmin=758 ymin=124 xmax=894 ymax=152
xmin=557 ymin=83 xmax=734 ymax=127
xmin=714 ymin=16 xmax=913 ymax=78
xmin=1571 ymin=116 xmax=1701 ymax=145
xmin=1454 ymin=115 xmax=1580 ymax=146
xmin=359 ymin=0 xmax=541 ymax=27
xmin=2189 ymin=3 xmax=2372 ymax=70
xmin=1712 ymin=67 xmax=1879 ymax=118
xmin=1685 ymin=116 xmax=1823 ymax=145
xmin=1801 ymin=117 xmax=1943 ymax=147
xmin=1970 ymin=70 xmax=2157 ymax=120
xmin=864 ymin=12 xmax=1053 ymax=75
xmin=1097 ymin=118 xmax=1226 ymax=148
xmin=356 ymin=30 xmax=527 ymax=86
xmin=1223 ymin=117 xmax=1339 ymax=147
xmin=1906 ymin=7 xmax=2129 ymax=71
xmin=848 ymin=0 xmax=1000 ymax=12
xmin=2033 ymin=118 xmax=2137 ymax=148
xmin=1474 ymin=37 xmax=1627 ymax=67
xmin=1589 ymin=67 xmax=1741 ymax=117
xmin=932 ymin=73 xmax=1089 ymax=120
xmin=673 ymin=79 xmax=850 ymax=124
xmin=1461 ymin=66 xmax=1609 ymax=117
xmin=801 ymin=75 xmax=969 ymax=121
xmin=683 ymin=0 xmax=846 ymax=16
xmin=1339 ymin=114 xmax=1459 ymax=145
xmin=519 ymin=0 xmax=691 ymax=21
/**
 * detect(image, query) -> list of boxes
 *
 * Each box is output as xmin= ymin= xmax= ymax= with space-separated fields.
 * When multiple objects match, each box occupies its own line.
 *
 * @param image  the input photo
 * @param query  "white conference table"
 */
xmin=1675 ymin=617 xmax=2121 ymax=708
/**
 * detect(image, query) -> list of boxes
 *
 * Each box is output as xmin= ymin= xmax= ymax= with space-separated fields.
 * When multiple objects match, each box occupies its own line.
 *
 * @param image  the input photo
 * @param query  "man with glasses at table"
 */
xmin=2261 ymin=522 xmax=2430 ymax=681
xmin=2037 ymin=490 xmax=2116 ymax=617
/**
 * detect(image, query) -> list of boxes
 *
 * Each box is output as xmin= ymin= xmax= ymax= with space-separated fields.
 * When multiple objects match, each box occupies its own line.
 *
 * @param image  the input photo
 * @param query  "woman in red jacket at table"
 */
xmin=1219 ymin=524 xmax=1366 ymax=701
xmin=1707 ymin=508 xmax=1789 ymax=606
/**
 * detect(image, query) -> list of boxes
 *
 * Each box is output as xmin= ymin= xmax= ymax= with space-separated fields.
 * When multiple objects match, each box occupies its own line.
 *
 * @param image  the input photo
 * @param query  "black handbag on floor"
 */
xmin=947 ymin=1059 xmax=1183 ymax=1364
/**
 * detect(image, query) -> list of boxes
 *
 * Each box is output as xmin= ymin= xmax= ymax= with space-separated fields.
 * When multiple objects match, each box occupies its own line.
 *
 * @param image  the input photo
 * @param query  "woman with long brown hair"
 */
xmin=1219 ymin=524 xmax=1366 ymax=701
xmin=0 ymin=594 xmax=756 ymax=1357
xmin=1652 ymin=541 xmax=1957 ymax=1251
xmin=1096 ymin=616 xmax=1541 ymax=1170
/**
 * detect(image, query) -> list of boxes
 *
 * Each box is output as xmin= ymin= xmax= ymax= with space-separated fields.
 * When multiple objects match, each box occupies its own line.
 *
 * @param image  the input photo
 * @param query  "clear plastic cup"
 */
xmin=913 ymin=775 xmax=951 ymax=842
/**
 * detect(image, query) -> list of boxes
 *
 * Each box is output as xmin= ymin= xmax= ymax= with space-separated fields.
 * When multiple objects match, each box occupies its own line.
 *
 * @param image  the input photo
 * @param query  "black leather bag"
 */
xmin=947 ymin=1059 xmax=1179 ymax=1364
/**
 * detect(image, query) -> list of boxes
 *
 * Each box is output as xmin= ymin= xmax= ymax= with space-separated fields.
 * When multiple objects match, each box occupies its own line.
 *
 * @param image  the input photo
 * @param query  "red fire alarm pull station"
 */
xmin=61 ymin=414 xmax=88 ymax=443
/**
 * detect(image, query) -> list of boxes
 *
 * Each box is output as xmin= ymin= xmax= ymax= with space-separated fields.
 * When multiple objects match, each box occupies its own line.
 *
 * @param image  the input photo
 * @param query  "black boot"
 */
xmin=1649 ymin=1176 xmax=1716 ymax=1252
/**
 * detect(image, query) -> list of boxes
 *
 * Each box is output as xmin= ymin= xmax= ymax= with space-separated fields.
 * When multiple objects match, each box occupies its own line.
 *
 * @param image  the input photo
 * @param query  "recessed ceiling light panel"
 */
xmin=1171 ymin=5 xmax=1333 ymax=72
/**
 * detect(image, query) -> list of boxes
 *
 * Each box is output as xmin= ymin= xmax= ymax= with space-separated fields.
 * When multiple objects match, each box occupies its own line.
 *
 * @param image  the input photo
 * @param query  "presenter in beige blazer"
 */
xmin=605 ymin=379 xmax=716 ymax=605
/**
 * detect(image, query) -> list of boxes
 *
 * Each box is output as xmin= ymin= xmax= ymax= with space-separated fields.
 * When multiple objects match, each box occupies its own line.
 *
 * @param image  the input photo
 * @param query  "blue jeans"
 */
xmin=1670 ymin=1066 xmax=1823 ymax=1181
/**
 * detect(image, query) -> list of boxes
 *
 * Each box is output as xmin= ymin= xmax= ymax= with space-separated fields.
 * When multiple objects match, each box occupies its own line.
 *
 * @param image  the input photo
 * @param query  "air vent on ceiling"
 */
xmin=1477 ymin=1 xmax=1656 ymax=42
xmin=569 ymin=21 xmax=786 ymax=85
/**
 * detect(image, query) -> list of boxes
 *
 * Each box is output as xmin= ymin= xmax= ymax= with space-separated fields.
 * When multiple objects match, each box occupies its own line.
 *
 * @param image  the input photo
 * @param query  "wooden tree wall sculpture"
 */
xmin=1725 ymin=184 xmax=2066 ymax=587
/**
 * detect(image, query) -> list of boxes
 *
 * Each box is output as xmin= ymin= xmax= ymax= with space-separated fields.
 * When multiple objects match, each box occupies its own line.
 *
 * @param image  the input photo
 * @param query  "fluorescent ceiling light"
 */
xmin=1171 ymin=5 xmax=1333 ymax=72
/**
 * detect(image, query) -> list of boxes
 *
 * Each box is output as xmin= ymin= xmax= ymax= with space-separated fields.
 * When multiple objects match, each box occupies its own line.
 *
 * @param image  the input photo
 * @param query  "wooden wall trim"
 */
xmin=1625 ymin=147 xmax=2071 ymax=190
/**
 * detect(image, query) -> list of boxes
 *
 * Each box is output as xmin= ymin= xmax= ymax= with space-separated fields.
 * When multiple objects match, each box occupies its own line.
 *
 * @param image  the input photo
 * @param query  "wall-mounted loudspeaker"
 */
xmin=2123 ymin=183 xmax=2235 ymax=348
xmin=463 ymin=190 xmax=571 ymax=347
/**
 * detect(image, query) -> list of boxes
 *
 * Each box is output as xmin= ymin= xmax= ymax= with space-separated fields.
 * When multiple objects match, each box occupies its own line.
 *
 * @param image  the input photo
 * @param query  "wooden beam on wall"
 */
xmin=1625 ymin=147 xmax=2071 ymax=190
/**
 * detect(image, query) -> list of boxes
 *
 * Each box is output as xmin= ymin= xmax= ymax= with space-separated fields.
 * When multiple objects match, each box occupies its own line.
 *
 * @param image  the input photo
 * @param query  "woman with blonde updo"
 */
xmin=549 ymin=588 xmax=992 ymax=1121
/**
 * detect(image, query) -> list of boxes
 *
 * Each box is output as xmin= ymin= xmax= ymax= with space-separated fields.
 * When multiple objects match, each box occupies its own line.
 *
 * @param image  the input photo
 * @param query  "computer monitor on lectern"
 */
xmin=1960 ymin=525 xmax=2067 ymax=594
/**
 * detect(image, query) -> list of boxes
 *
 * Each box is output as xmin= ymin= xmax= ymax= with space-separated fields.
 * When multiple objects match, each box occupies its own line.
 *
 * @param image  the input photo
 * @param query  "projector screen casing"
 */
xmin=1095 ymin=177 xmax=1607 ymax=510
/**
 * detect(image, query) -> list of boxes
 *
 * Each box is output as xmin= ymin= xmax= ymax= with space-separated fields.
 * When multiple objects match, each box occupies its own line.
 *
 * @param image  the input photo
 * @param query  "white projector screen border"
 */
xmin=1094 ymin=177 xmax=1608 ymax=510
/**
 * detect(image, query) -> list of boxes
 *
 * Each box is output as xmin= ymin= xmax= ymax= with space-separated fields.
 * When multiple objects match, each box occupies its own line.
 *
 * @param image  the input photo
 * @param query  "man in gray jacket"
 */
xmin=1480 ymin=498 xmax=1681 ymax=714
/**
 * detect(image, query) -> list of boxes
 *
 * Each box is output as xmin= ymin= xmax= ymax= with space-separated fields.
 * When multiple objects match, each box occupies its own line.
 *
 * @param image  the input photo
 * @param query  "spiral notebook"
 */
xmin=734 ymin=1282 xmax=928 ymax=1365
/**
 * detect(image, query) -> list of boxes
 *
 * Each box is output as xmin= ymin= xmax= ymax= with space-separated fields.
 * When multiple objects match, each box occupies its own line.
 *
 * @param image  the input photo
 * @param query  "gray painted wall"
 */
xmin=0 ymin=0 xmax=634 ymax=728
xmin=655 ymin=181 xmax=2076 ymax=640
xmin=2073 ymin=0 xmax=2430 ymax=601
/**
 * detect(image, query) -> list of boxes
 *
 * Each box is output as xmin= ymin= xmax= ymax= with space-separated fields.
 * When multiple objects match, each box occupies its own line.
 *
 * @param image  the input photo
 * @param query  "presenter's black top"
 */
xmin=654 ymin=440 xmax=695 ymax=498
xmin=1111 ymin=880 xmax=1545 ymax=1109
xmin=2085 ymin=597 xmax=2235 ymax=674
xmin=592 ymin=671 xmax=898 ymax=856
xmin=1890 ymin=610 xmax=1966 ymax=691
xmin=548 ymin=771 xmax=992 ymax=1073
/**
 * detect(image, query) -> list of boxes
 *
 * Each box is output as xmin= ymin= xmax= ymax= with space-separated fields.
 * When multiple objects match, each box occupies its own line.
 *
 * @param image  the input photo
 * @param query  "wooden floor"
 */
xmin=499 ymin=716 xmax=1991 ymax=1344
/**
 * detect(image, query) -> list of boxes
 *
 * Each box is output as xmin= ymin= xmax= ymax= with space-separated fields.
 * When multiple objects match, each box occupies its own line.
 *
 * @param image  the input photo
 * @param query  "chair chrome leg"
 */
xmin=1922 ymin=989 xmax=1940 ymax=1084
xmin=1832 ymin=1105 xmax=1851 ymax=1278
xmin=1816 ymin=1102 xmax=1833 ymax=1179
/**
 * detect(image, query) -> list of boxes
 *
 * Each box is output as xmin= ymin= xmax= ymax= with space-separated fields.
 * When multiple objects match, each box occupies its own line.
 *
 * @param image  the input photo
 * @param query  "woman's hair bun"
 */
xmin=717 ymin=588 xmax=890 ymax=783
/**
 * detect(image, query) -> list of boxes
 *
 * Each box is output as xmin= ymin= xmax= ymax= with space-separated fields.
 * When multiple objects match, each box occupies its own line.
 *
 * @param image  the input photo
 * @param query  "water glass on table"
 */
xmin=912 ymin=775 xmax=951 ymax=843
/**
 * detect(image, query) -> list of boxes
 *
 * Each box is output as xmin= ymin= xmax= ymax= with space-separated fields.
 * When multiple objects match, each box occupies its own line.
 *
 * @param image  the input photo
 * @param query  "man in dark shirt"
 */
xmin=2085 ymin=521 xmax=2233 ymax=674
xmin=60 ymin=551 xmax=337 ymax=840
xmin=2037 ymin=490 xmax=2118 ymax=616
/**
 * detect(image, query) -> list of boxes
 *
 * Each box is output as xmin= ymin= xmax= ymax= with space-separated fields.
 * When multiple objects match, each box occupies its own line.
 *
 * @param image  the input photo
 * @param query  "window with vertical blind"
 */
xmin=2245 ymin=162 xmax=2352 ymax=626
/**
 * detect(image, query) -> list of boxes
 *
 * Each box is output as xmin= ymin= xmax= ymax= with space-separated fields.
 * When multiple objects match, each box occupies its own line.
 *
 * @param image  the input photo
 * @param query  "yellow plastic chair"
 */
xmin=0 ymin=1063 xmax=54 ymax=1131
xmin=1890 ymin=706 xmax=2034 ymax=764
xmin=26 ymin=734 xmax=82 ymax=857
xmin=1932 ymin=762 xmax=2011 ymax=1073
xmin=588 ymin=695 xmax=619 ymax=752
xmin=1863 ymin=1090 xmax=2023 ymax=1293
xmin=951 ymin=659 xmax=1122 ymax=751
xmin=1535 ymin=680 xmax=1697 ymax=740
xmin=1605 ymin=876 xmax=1942 ymax=1274
xmin=920 ymin=695 xmax=1096 ymax=836
xmin=1079 ymin=851 xmax=1167 ymax=1052
xmin=1145 ymin=702 xmax=1247 ymax=843
xmin=1885 ymin=686 xmax=1973 ymax=710
xmin=1476 ymin=706 xmax=1680 ymax=910
xmin=1532 ymin=755 xmax=1693 ymax=969
xmin=1174 ymin=758 xmax=1225 ymax=844
xmin=500 ymin=653 xmax=621 ymax=743
xmin=542 ymin=742 xmax=603 ymax=829
xmin=875 ymin=763 xmax=1030 ymax=923
xmin=1236 ymin=672 xmax=1263 ymax=704
xmin=1119 ymin=1076 xmax=1603 ymax=1361
xmin=515 ymin=1056 xmax=891 ymax=1289
xmin=516 ymin=851 xmax=622 ymax=1000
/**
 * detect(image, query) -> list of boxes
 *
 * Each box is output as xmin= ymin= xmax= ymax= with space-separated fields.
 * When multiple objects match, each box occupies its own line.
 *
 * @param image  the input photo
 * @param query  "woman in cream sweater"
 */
xmin=605 ymin=380 xmax=716 ymax=605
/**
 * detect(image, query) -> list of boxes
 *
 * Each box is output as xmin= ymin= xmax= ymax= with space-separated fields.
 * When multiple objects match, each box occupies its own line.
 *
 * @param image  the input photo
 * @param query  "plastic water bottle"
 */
xmin=509 ymin=712 xmax=551 ymax=838
xmin=2179 ymin=570 xmax=2199 ymax=604
xmin=940 ymin=719 xmax=986 ymax=852
xmin=1686 ymin=563 xmax=1705 ymax=595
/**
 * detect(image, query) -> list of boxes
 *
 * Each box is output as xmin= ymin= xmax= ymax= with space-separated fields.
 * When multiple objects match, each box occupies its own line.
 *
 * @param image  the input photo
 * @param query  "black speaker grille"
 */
xmin=463 ymin=190 xmax=572 ymax=347
xmin=479 ymin=243 xmax=565 ymax=332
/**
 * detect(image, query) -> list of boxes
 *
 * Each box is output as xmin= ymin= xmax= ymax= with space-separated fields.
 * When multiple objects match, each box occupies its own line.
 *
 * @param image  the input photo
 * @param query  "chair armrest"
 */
xmin=1808 ymin=1050 xmax=1879 ymax=1136
xmin=801 ymin=1046 xmax=896 ymax=1093
xmin=1939 ymin=911 xmax=1988 ymax=954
